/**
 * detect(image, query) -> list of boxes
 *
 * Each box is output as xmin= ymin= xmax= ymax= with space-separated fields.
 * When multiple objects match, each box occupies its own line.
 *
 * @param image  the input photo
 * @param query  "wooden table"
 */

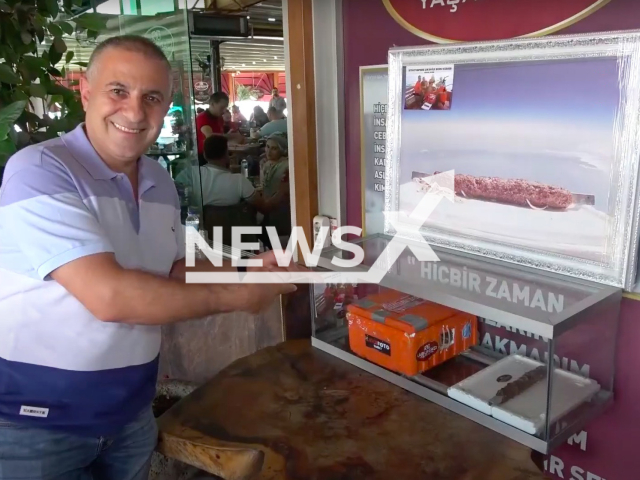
xmin=228 ymin=143 xmax=262 ymax=154
xmin=157 ymin=340 xmax=547 ymax=480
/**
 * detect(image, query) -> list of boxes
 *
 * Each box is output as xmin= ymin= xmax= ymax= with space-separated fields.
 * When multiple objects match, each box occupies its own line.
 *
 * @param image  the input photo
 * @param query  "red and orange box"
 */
xmin=346 ymin=291 xmax=478 ymax=376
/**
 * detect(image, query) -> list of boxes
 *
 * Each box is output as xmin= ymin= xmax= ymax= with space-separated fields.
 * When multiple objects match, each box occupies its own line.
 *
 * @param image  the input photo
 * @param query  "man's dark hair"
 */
xmin=203 ymin=135 xmax=228 ymax=161
xmin=87 ymin=35 xmax=171 ymax=81
xmin=210 ymin=92 xmax=229 ymax=105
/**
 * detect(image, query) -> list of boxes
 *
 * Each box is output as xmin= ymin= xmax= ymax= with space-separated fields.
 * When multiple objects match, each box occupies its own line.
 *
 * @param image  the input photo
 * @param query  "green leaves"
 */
xmin=22 ymin=54 xmax=47 ymax=71
xmin=58 ymin=21 xmax=73 ymax=35
xmin=53 ymin=37 xmax=66 ymax=54
xmin=0 ymin=100 xmax=27 ymax=126
xmin=48 ymin=22 xmax=62 ymax=38
xmin=45 ymin=0 xmax=59 ymax=19
xmin=12 ymin=89 xmax=28 ymax=101
xmin=0 ymin=124 xmax=10 ymax=142
xmin=0 ymin=100 xmax=26 ymax=163
xmin=48 ymin=83 xmax=75 ymax=102
xmin=48 ymin=41 xmax=63 ymax=65
xmin=32 ymin=12 xmax=45 ymax=29
xmin=19 ymin=55 xmax=47 ymax=81
xmin=35 ymin=26 xmax=45 ymax=43
xmin=30 ymin=83 xmax=47 ymax=97
xmin=0 ymin=138 xmax=17 ymax=166
xmin=20 ymin=30 xmax=32 ymax=45
xmin=0 ymin=64 xmax=20 ymax=84
xmin=0 ymin=1 xmax=93 ymax=161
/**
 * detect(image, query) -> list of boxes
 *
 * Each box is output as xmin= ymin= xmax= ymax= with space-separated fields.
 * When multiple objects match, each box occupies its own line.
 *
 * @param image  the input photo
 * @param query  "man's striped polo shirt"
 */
xmin=0 ymin=124 xmax=185 ymax=436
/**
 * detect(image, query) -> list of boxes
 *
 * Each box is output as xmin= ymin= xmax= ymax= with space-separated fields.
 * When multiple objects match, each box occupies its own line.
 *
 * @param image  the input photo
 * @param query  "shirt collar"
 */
xmin=61 ymin=124 xmax=157 ymax=195
xmin=62 ymin=124 xmax=118 ymax=181
xmin=205 ymin=163 xmax=231 ymax=172
xmin=137 ymin=157 xmax=158 ymax=196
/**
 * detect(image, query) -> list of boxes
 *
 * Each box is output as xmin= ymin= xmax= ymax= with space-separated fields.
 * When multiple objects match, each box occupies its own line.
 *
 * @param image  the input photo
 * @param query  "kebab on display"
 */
xmin=487 ymin=365 xmax=548 ymax=407
xmin=412 ymin=171 xmax=595 ymax=210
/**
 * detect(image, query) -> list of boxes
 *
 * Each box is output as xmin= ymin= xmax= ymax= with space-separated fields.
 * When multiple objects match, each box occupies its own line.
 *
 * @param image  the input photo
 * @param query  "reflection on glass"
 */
xmin=46 ymin=4 xmax=202 ymax=224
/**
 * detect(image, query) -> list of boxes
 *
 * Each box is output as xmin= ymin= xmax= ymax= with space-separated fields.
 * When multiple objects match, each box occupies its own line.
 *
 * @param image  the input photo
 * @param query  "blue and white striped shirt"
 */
xmin=0 ymin=124 xmax=185 ymax=436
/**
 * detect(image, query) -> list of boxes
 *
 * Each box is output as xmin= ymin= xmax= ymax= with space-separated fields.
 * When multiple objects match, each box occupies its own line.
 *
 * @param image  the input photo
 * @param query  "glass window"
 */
xmin=49 ymin=3 xmax=202 ymax=224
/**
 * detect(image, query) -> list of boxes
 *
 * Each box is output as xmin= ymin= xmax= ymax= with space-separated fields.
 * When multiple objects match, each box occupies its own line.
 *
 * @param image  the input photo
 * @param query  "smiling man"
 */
xmin=0 ymin=35 xmax=295 ymax=480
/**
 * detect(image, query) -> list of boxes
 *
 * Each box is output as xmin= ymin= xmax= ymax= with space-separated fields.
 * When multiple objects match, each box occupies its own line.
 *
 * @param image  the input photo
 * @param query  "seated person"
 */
xmin=175 ymin=136 xmax=280 ymax=214
xmin=250 ymin=106 xmax=269 ymax=128
xmin=222 ymin=109 xmax=232 ymax=132
xmin=260 ymin=134 xmax=291 ymax=247
xmin=255 ymin=107 xmax=288 ymax=138
xmin=174 ymin=135 xmax=254 ymax=207
xmin=199 ymin=135 xmax=257 ymax=206
xmin=231 ymin=105 xmax=247 ymax=124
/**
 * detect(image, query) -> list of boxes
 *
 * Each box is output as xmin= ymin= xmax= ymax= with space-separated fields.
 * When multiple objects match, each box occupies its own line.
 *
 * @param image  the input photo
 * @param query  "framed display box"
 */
xmin=310 ymin=233 xmax=621 ymax=453
xmin=385 ymin=30 xmax=640 ymax=289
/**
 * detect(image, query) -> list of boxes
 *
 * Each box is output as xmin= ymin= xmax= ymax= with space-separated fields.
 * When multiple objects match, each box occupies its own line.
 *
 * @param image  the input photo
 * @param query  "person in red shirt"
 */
xmin=413 ymin=75 xmax=422 ymax=95
xmin=196 ymin=92 xmax=229 ymax=164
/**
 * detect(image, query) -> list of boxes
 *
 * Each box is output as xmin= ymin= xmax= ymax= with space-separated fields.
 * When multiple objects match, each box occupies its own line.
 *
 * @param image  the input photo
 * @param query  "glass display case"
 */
xmin=310 ymin=234 xmax=620 ymax=454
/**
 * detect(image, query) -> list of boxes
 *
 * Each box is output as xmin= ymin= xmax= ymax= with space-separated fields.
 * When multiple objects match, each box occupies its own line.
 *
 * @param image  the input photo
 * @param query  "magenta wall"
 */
xmin=542 ymin=297 xmax=640 ymax=479
xmin=343 ymin=0 xmax=640 ymax=230
xmin=342 ymin=1 xmax=640 ymax=478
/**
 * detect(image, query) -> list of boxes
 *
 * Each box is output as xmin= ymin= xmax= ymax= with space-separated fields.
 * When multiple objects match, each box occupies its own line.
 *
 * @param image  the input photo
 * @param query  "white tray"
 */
xmin=447 ymin=355 xmax=600 ymax=434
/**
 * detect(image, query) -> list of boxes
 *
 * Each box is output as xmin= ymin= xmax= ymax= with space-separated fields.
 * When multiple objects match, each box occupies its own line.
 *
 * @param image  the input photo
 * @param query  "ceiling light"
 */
xmin=253 ymin=62 xmax=256 ymax=64
xmin=263 ymin=59 xmax=267 ymax=62
xmin=274 ymin=56 xmax=278 ymax=59
xmin=242 ymin=64 xmax=246 ymax=67
xmin=268 ymin=18 xmax=276 ymax=22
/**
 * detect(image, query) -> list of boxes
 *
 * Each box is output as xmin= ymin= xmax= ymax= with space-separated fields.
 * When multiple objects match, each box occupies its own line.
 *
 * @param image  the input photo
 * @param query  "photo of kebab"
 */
xmin=412 ymin=171 xmax=595 ymax=211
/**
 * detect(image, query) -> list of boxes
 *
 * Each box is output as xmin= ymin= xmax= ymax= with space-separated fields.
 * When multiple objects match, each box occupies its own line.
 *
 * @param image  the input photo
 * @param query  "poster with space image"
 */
xmin=396 ymin=56 xmax=623 ymax=268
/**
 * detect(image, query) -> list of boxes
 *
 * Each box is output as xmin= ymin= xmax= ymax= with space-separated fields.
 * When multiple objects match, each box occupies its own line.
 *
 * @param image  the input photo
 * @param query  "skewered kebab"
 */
xmin=411 ymin=171 xmax=595 ymax=210
xmin=488 ymin=365 xmax=548 ymax=407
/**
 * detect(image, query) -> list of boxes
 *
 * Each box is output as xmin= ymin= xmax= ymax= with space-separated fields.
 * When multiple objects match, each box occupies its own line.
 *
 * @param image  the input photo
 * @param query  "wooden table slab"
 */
xmin=228 ymin=143 xmax=262 ymax=153
xmin=157 ymin=340 xmax=547 ymax=480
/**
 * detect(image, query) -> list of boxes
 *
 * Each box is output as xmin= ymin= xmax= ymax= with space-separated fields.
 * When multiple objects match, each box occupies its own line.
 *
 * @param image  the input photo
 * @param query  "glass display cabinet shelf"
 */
xmin=314 ymin=234 xmax=620 ymax=339
xmin=310 ymin=234 xmax=620 ymax=453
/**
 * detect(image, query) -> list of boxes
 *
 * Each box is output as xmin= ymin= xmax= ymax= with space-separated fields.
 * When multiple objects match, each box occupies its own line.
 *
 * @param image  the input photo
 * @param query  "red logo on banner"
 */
xmin=382 ymin=0 xmax=611 ymax=43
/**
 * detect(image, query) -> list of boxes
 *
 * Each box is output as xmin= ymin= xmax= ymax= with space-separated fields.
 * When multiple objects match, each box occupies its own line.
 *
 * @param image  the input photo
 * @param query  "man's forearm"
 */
xmin=50 ymin=251 xmax=296 ymax=326
xmin=105 ymin=268 xmax=248 ymax=325
xmin=170 ymin=257 xmax=240 ymax=280
xmin=50 ymin=253 xmax=252 ymax=325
